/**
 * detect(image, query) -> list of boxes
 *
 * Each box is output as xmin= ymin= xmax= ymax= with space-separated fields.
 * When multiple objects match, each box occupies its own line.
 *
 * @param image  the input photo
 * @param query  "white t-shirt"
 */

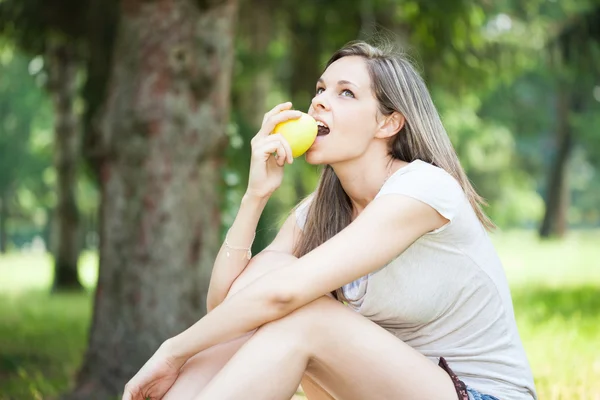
xmin=295 ymin=160 xmax=537 ymax=400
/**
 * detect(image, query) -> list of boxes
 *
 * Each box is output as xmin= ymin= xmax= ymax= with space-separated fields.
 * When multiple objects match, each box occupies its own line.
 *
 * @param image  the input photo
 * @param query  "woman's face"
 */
xmin=306 ymin=56 xmax=383 ymax=165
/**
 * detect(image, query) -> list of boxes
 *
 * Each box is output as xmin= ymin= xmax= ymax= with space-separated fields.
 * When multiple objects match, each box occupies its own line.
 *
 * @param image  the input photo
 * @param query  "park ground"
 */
xmin=0 ymin=230 xmax=599 ymax=399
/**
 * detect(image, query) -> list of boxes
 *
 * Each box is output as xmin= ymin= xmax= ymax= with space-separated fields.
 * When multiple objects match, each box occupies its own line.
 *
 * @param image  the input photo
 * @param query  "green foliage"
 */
xmin=0 ymin=48 xmax=50 ymax=191
xmin=0 ymin=47 xmax=54 ymax=248
xmin=436 ymin=90 xmax=545 ymax=226
xmin=0 ymin=0 xmax=90 ymax=54
xmin=221 ymin=0 xmax=600 ymax=241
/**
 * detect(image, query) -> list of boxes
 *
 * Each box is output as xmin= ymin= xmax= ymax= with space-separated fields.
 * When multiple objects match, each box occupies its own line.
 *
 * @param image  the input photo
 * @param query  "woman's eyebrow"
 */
xmin=317 ymin=78 xmax=360 ymax=88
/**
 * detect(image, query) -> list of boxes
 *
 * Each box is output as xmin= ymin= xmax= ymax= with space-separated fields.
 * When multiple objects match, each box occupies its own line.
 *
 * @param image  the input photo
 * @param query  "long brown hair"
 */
xmin=294 ymin=41 xmax=494 ymax=260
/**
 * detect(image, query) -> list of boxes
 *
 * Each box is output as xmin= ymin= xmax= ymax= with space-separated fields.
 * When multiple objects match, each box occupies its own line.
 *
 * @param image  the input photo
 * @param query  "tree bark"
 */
xmin=47 ymin=41 xmax=84 ymax=291
xmin=67 ymin=0 xmax=237 ymax=398
xmin=539 ymin=81 xmax=578 ymax=238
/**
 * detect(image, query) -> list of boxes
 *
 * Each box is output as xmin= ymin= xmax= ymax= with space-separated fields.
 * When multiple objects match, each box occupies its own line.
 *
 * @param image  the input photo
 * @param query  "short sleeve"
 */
xmin=294 ymin=194 xmax=315 ymax=231
xmin=376 ymin=161 xmax=466 ymax=227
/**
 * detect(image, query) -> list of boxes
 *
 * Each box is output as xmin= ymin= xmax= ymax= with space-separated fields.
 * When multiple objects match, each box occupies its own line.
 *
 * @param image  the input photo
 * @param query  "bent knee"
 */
xmin=253 ymin=296 xmax=351 ymax=357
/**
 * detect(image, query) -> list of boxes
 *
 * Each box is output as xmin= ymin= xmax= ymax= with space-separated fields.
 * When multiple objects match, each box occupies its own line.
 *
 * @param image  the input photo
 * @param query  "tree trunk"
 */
xmin=67 ymin=0 xmax=237 ymax=398
xmin=47 ymin=41 xmax=83 ymax=291
xmin=539 ymin=81 xmax=576 ymax=238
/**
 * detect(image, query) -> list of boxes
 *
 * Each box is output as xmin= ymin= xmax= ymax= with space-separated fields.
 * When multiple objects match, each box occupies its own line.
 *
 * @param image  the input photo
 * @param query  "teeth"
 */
xmin=316 ymin=121 xmax=328 ymax=128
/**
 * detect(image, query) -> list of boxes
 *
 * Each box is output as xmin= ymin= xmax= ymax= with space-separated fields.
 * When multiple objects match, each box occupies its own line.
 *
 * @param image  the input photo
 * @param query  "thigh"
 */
xmin=271 ymin=296 xmax=457 ymax=400
xmin=229 ymin=252 xmax=335 ymax=399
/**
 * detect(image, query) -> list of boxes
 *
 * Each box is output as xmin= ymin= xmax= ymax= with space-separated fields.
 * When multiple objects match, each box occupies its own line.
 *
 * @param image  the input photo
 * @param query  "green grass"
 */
xmin=0 ymin=292 xmax=92 ymax=400
xmin=0 ymin=252 xmax=97 ymax=400
xmin=0 ymin=231 xmax=599 ymax=399
xmin=492 ymin=230 xmax=600 ymax=400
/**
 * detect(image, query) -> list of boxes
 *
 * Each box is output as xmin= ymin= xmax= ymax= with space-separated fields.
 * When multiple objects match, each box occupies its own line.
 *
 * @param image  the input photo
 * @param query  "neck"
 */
xmin=332 ymin=151 xmax=408 ymax=215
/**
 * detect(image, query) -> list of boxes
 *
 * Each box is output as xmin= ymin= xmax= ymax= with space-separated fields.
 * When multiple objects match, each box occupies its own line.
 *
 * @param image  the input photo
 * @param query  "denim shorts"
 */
xmin=438 ymin=357 xmax=500 ymax=400
xmin=467 ymin=387 xmax=500 ymax=400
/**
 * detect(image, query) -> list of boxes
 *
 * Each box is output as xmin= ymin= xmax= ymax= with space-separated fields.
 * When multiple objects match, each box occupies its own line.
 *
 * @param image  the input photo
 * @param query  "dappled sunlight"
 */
xmin=0 ymin=251 xmax=98 ymax=294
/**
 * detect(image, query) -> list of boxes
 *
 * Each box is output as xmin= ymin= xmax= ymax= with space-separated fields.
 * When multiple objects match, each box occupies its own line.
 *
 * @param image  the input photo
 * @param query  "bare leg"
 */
xmin=163 ymin=252 xmax=333 ymax=400
xmin=193 ymin=296 xmax=457 ymax=400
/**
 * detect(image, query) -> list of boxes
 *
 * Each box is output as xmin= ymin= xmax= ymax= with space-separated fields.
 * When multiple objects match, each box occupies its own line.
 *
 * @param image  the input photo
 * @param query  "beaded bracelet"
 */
xmin=224 ymin=230 xmax=256 ymax=260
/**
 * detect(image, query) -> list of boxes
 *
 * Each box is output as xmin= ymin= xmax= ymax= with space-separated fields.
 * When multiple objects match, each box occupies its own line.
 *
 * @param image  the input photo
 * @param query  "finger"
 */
xmin=254 ymin=140 xmax=288 ymax=166
xmin=261 ymin=110 xmax=303 ymax=137
xmin=262 ymin=102 xmax=293 ymax=125
xmin=254 ymin=139 xmax=287 ymax=161
xmin=269 ymin=133 xmax=294 ymax=163
xmin=274 ymin=143 xmax=287 ymax=167
xmin=256 ymin=109 xmax=302 ymax=140
xmin=251 ymin=133 xmax=289 ymax=152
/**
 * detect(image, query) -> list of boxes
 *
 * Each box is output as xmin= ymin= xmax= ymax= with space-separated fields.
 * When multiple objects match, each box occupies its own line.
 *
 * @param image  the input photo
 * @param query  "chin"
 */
xmin=304 ymin=150 xmax=325 ymax=165
xmin=305 ymin=146 xmax=338 ymax=165
xmin=305 ymin=149 xmax=349 ymax=166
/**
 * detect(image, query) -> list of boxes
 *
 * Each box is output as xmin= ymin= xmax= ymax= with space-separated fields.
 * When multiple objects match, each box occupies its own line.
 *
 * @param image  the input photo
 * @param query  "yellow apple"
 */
xmin=272 ymin=112 xmax=318 ymax=158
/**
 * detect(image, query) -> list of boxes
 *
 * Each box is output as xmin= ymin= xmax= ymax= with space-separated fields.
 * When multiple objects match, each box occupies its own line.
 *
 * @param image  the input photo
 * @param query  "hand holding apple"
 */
xmin=246 ymin=102 xmax=301 ymax=199
xmin=272 ymin=112 xmax=318 ymax=158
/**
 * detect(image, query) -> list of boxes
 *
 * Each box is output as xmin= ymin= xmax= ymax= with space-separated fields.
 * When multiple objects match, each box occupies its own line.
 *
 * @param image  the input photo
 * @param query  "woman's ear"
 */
xmin=376 ymin=112 xmax=405 ymax=139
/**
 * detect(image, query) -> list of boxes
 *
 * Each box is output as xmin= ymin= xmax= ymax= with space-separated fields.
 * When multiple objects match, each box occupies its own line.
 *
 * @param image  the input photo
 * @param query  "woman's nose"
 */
xmin=311 ymin=92 xmax=329 ymax=111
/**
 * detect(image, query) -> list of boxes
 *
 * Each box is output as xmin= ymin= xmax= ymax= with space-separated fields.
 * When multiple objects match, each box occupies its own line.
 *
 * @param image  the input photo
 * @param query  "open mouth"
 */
xmin=317 ymin=121 xmax=330 ymax=136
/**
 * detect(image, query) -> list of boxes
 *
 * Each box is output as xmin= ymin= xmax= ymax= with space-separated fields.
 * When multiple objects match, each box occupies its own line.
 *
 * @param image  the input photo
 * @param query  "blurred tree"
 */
xmin=0 ymin=48 xmax=50 ymax=252
xmin=538 ymin=3 xmax=600 ymax=237
xmin=0 ymin=0 xmax=88 ymax=287
xmin=66 ymin=1 xmax=238 ymax=398
xmin=46 ymin=40 xmax=84 ymax=290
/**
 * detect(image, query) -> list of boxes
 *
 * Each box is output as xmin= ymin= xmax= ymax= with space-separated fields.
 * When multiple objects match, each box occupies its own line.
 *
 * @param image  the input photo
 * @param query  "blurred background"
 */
xmin=0 ymin=0 xmax=599 ymax=399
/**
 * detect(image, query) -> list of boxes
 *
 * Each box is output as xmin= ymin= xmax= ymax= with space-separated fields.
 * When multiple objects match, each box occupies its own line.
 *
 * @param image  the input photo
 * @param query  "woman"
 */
xmin=123 ymin=41 xmax=537 ymax=400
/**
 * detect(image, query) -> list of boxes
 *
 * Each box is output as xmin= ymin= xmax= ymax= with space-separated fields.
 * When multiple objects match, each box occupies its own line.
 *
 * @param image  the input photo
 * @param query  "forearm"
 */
xmin=169 ymin=276 xmax=292 ymax=362
xmin=206 ymin=193 xmax=269 ymax=312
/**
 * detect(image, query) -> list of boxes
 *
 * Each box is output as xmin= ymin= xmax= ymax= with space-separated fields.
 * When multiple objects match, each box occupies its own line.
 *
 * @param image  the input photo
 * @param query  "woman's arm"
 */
xmin=166 ymin=194 xmax=448 ymax=363
xmin=205 ymin=103 xmax=302 ymax=312
xmin=206 ymin=193 xmax=268 ymax=312
xmin=206 ymin=199 xmax=302 ymax=312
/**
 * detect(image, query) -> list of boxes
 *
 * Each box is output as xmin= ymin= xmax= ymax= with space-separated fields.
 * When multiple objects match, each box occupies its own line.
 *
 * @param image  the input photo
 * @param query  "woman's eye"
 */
xmin=315 ymin=87 xmax=325 ymax=95
xmin=341 ymin=89 xmax=355 ymax=98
